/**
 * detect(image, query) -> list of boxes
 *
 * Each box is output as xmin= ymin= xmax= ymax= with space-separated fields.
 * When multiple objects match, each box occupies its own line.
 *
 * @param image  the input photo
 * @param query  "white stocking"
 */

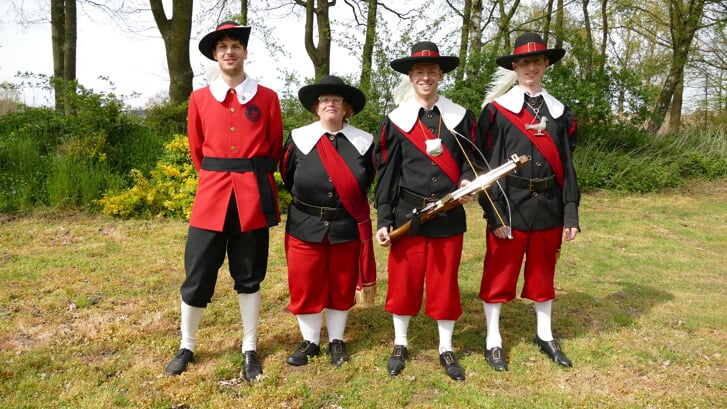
xmin=535 ymin=300 xmax=554 ymax=341
xmin=483 ymin=302 xmax=502 ymax=350
xmin=437 ymin=320 xmax=455 ymax=353
xmin=238 ymin=292 xmax=260 ymax=352
xmin=180 ymin=301 xmax=205 ymax=352
xmin=296 ymin=312 xmax=323 ymax=344
xmin=392 ymin=314 xmax=411 ymax=347
xmin=325 ymin=308 xmax=348 ymax=342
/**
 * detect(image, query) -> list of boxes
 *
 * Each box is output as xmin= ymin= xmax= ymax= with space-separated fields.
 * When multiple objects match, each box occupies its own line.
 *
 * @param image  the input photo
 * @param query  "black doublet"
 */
xmin=281 ymin=132 xmax=375 ymax=244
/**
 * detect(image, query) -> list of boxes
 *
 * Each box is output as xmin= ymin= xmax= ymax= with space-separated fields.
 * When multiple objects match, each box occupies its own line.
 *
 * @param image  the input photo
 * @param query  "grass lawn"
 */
xmin=1 ymin=181 xmax=725 ymax=408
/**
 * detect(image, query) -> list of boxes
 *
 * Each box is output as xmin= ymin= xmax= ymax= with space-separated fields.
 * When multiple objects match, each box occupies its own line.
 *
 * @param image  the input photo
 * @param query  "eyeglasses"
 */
xmin=513 ymin=56 xmax=547 ymax=66
xmin=318 ymin=96 xmax=344 ymax=105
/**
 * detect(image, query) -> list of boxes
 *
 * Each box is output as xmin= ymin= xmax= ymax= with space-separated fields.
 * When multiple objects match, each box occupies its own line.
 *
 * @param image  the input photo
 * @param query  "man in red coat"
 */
xmin=165 ymin=21 xmax=283 ymax=381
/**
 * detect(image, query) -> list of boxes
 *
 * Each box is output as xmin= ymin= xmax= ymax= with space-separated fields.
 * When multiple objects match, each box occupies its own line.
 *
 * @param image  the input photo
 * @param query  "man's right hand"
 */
xmin=376 ymin=227 xmax=391 ymax=247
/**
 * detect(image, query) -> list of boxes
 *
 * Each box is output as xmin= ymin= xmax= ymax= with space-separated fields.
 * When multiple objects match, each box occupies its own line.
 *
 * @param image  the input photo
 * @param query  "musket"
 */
xmin=387 ymin=154 xmax=528 ymax=243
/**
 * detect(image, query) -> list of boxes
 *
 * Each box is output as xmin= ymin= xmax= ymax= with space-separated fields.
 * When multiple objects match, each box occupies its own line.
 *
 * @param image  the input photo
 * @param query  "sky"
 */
xmin=0 ymin=2 xmax=342 ymax=109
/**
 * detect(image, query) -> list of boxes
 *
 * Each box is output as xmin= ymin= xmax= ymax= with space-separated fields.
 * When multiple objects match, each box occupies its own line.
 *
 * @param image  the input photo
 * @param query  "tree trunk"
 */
xmin=600 ymin=0 xmax=608 ymax=74
xmin=63 ymin=0 xmax=77 ymax=115
xmin=150 ymin=0 xmax=194 ymax=106
xmin=359 ymin=0 xmax=377 ymax=90
xmin=51 ymin=0 xmax=65 ymax=112
xmin=298 ymin=0 xmax=333 ymax=80
xmin=582 ymin=0 xmax=593 ymax=76
xmin=543 ymin=0 xmax=553 ymax=43
xmin=659 ymin=75 xmax=684 ymax=134
xmin=553 ymin=0 xmax=564 ymax=48
xmin=241 ymin=0 xmax=248 ymax=24
xmin=646 ymin=0 xmax=705 ymax=134
xmin=455 ymin=0 xmax=472 ymax=82
xmin=495 ymin=0 xmax=520 ymax=52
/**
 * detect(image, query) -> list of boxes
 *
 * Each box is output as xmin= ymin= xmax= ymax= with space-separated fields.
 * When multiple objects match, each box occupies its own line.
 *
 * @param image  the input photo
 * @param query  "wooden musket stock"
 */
xmin=387 ymin=154 xmax=528 ymax=243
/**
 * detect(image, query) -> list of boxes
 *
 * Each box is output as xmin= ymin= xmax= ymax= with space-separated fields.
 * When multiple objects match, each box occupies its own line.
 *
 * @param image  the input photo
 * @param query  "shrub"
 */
xmin=96 ymin=134 xmax=197 ymax=219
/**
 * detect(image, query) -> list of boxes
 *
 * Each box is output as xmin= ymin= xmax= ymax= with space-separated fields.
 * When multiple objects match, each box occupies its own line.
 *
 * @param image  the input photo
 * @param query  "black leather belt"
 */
xmin=507 ymin=174 xmax=555 ymax=191
xmin=201 ymin=157 xmax=277 ymax=226
xmin=398 ymin=189 xmax=439 ymax=208
xmin=293 ymin=198 xmax=349 ymax=221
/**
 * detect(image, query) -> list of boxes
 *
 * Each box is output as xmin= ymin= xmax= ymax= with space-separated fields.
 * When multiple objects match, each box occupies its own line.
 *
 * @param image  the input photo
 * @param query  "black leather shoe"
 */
xmin=485 ymin=346 xmax=508 ymax=372
xmin=242 ymin=351 xmax=262 ymax=381
xmin=439 ymin=351 xmax=465 ymax=381
xmin=534 ymin=336 xmax=572 ymax=367
xmin=328 ymin=339 xmax=350 ymax=367
xmin=165 ymin=348 xmax=193 ymax=375
xmin=286 ymin=341 xmax=320 ymax=366
xmin=387 ymin=345 xmax=408 ymax=376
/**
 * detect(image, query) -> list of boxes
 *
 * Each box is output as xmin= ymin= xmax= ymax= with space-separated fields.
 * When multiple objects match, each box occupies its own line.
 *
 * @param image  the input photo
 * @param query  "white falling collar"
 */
xmin=494 ymin=85 xmax=564 ymax=118
xmin=209 ymin=76 xmax=259 ymax=104
xmin=388 ymin=95 xmax=466 ymax=132
xmin=291 ymin=121 xmax=373 ymax=156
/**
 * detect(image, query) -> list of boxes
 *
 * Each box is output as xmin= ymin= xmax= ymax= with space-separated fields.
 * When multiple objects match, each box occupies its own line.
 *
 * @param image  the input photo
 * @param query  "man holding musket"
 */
xmin=374 ymin=41 xmax=481 ymax=382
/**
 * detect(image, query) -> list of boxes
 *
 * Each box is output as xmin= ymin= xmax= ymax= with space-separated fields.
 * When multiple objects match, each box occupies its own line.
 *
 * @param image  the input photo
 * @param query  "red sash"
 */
xmin=492 ymin=101 xmax=564 ymax=188
xmin=394 ymin=120 xmax=461 ymax=184
xmin=316 ymin=135 xmax=376 ymax=289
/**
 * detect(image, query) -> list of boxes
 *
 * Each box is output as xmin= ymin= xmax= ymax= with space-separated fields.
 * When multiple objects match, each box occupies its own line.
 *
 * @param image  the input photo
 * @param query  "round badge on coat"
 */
xmin=245 ymin=105 xmax=262 ymax=122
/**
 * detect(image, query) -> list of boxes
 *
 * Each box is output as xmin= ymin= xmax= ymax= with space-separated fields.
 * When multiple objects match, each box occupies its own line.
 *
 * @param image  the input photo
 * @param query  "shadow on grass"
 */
xmin=456 ymin=280 xmax=675 ymax=354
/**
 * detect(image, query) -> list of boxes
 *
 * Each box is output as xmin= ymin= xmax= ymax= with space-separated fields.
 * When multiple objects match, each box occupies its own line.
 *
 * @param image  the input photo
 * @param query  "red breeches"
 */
xmin=385 ymin=234 xmax=463 ymax=320
xmin=479 ymin=227 xmax=563 ymax=303
xmin=285 ymin=234 xmax=359 ymax=314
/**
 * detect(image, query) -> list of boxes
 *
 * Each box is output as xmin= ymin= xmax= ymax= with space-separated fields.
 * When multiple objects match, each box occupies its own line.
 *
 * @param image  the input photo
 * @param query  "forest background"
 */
xmin=0 ymin=0 xmax=725 ymax=214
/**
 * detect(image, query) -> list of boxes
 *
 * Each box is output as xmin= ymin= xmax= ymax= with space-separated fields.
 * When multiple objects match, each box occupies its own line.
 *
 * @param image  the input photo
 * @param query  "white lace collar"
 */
xmin=291 ymin=121 xmax=373 ymax=155
xmin=209 ymin=76 xmax=259 ymax=104
xmin=494 ymin=85 xmax=564 ymax=118
xmin=388 ymin=95 xmax=466 ymax=132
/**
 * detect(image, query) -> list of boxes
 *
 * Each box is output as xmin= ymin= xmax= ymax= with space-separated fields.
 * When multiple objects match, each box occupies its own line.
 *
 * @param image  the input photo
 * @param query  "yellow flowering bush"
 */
xmin=97 ymin=134 xmax=197 ymax=219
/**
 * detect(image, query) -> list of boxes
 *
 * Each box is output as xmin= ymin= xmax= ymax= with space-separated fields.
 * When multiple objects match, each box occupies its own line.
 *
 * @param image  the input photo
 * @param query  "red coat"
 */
xmin=187 ymin=80 xmax=283 ymax=231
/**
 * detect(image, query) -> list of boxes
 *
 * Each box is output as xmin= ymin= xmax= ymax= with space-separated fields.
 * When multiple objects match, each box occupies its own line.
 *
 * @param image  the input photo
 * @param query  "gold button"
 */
xmin=230 ymin=127 xmax=236 ymax=132
xmin=426 ymin=113 xmax=433 ymax=119
xmin=230 ymin=108 xmax=236 ymax=113
xmin=323 ymin=221 xmax=329 ymax=226
xmin=536 ymin=161 xmax=542 ymax=166
xmin=229 ymin=89 xmax=236 ymax=94
xmin=329 ymin=135 xmax=335 ymax=140
xmin=532 ymin=192 xmax=539 ymax=197
xmin=431 ymin=177 xmax=438 ymax=183
xmin=230 ymin=146 xmax=237 ymax=151
xmin=327 ymin=192 xmax=333 ymax=198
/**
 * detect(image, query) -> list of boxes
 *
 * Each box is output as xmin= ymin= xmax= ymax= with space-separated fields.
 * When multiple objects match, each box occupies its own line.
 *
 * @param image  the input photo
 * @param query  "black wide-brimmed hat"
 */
xmin=298 ymin=76 xmax=366 ymax=115
xmin=390 ymin=41 xmax=460 ymax=74
xmin=198 ymin=21 xmax=251 ymax=61
xmin=496 ymin=32 xmax=565 ymax=70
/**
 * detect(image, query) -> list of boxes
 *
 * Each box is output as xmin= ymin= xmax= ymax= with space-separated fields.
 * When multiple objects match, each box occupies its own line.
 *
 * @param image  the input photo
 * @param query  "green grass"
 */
xmin=1 ymin=181 xmax=726 ymax=408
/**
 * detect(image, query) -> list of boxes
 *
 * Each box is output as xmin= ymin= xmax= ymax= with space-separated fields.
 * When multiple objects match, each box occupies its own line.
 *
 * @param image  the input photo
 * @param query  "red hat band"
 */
xmin=513 ymin=42 xmax=546 ymax=55
xmin=216 ymin=24 xmax=239 ymax=31
xmin=412 ymin=50 xmax=441 ymax=57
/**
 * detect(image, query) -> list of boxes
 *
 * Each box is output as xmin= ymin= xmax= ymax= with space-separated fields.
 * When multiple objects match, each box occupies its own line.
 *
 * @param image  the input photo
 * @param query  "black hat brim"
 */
xmin=496 ymin=48 xmax=565 ymax=70
xmin=199 ymin=26 xmax=251 ymax=60
xmin=298 ymin=83 xmax=366 ymax=115
xmin=390 ymin=56 xmax=460 ymax=74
